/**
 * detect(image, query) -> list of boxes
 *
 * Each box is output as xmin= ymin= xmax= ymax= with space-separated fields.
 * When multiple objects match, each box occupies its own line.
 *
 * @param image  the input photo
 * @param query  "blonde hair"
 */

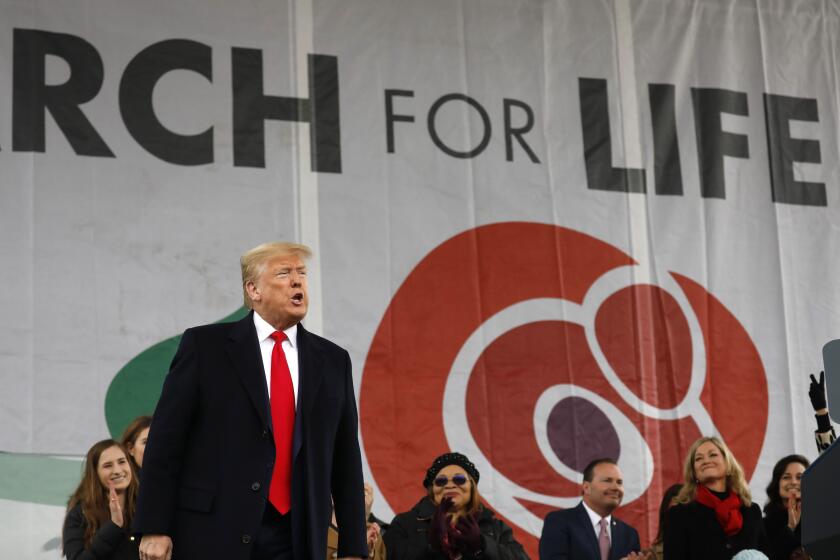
xmin=240 ymin=242 xmax=312 ymax=308
xmin=674 ymin=436 xmax=752 ymax=506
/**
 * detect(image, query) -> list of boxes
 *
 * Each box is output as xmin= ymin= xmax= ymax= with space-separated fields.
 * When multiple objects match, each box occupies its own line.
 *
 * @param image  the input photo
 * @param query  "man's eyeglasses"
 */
xmin=433 ymin=473 xmax=469 ymax=488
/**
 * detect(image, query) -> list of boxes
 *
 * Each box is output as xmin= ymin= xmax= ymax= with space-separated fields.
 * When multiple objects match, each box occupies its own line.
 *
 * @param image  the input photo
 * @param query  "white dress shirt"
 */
xmin=253 ymin=311 xmax=300 ymax=405
xmin=582 ymin=500 xmax=612 ymax=542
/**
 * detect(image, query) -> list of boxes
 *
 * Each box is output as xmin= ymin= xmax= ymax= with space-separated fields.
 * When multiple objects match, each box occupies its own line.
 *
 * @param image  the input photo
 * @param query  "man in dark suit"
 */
xmin=135 ymin=242 xmax=367 ymax=560
xmin=539 ymin=458 xmax=645 ymax=560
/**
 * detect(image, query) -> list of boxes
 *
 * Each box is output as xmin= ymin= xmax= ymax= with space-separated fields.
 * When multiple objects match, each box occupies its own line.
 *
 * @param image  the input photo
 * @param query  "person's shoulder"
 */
xmin=743 ymin=501 xmax=763 ymax=517
xmin=613 ymin=515 xmax=639 ymax=533
xmin=666 ymin=500 xmax=695 ymax=520
xmin=65 ymin=503 xmax=83 ymax=518
xmin=390 ymin=497 xmax=434 ymax=524
xmin=186 ymin=319 xmax=241 ymax=336
xmin=390 ymin=509 xmax=414 ymax=525
xmin=543 ymin=505 xmax=580 ymax=526
xmin=478 ymin=504 xmax=504 ymax=525
xmin=63 ymin=503 xmax=85 ymax=528
xmin=410 ymin=496 xmax=436 ymax=516
xmin=178 ymin=317 xmax=246 ymax=344
xmin=388 ymin=509 xmax=408 ymax=525
xmin=299 ymin=326 xmax=349 ymax=356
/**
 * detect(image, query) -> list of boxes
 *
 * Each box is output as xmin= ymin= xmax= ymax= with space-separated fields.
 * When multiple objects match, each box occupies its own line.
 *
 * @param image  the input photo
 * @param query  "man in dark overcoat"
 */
xmin=135 ymin=242 xmax=367 ymax=560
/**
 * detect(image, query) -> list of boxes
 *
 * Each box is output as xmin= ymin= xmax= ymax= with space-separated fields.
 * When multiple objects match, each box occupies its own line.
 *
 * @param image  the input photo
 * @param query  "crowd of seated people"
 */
xmin=62 ymin=372 xmax=834 ymax=560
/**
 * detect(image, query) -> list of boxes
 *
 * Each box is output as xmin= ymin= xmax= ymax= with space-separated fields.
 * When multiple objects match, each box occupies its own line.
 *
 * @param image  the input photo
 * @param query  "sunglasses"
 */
xmin=433 ymin=473 xmax=469 ymax=488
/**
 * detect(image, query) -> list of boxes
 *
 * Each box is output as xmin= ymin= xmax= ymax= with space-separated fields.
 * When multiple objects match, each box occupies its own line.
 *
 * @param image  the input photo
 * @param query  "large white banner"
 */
xmin=1 ymin=0 xmax=839 ymax=557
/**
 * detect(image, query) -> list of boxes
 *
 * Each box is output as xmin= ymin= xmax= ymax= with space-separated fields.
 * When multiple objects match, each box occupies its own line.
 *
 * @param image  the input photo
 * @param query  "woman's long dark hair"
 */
xmin=64 ymin=439 xmax=139 ymax=551
xmin=764 ymin=454 xmax=809 ymax=513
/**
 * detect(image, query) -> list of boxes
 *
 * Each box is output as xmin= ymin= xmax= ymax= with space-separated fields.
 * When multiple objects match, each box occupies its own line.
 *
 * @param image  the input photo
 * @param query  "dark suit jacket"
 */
xmin=539 ymin=502 xmax=641 ymax=560
xmin=133 ymin=312 xmax=367 ymax=560
xmin=663 ymin=500 xmax=768 ymax=560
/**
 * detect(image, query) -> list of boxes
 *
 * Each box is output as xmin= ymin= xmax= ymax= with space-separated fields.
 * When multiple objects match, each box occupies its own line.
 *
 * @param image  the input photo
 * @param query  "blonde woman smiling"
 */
xmin=664 ymin=437 xmax=768 ymax=560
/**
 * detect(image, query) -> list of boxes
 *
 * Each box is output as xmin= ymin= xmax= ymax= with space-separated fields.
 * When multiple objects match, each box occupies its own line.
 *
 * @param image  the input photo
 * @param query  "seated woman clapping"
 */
xmin=383 ymin=452 xmax=527 ymax=560
xmin=763 ymin=455 xmax=809 ymax=560
xmin=62 ymin=439 xmax=139 ymax=560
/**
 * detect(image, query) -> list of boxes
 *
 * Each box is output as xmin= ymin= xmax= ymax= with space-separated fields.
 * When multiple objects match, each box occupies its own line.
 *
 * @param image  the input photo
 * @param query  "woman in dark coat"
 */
xmin=664 ymin=436 xmax=768 ymax=560
xmin=383 ymin=452 xmax=528 ymax=560
xmin=763 ymin=454 xmax=809 ymax=560
xmin=62 ymin=439 xmax=140 ymax=560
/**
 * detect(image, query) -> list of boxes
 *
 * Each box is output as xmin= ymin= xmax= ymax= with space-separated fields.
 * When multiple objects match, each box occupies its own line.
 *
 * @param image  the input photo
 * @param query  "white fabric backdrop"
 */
xmin=1 ymin=0 xmax=839 ymax=557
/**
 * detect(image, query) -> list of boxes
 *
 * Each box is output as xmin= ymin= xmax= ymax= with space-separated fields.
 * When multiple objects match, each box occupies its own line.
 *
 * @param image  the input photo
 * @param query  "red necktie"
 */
xmin=269 ymin=331 xmax=295 ymax=514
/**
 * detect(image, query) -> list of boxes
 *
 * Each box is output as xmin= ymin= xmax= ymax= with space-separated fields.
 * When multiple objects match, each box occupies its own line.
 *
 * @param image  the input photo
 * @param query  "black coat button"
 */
xmin=242 ymin=534 xmax=252 ymax=544
xmin=251 ymin=482 xmax=261 ymax=491
xmin=262 ymin=428 xmax=269 ymax=438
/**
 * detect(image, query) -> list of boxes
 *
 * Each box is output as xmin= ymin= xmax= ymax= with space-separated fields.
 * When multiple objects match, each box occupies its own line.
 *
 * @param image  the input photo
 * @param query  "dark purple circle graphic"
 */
xmin=547 ymin=397 xmax=621 ymax=471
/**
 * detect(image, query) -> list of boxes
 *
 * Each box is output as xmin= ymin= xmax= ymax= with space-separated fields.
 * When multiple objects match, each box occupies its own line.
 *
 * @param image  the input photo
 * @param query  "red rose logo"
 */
xmin=360 ymin=222 xmax=767 ymax=557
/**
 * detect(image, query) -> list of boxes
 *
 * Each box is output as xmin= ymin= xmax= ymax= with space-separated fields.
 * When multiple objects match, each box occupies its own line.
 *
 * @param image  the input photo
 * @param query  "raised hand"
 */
xmin=108 ymin=483 xmax=124 ymax=527
xmin=451 ymin=514 xmax=481 ymax=554
xmin=809 ymin=371 xmax=827 ymax=412
xmin=366 ymin=521 xmax=381 ymax=551
xmin=429 ymin=497 xmax=454 ymax=552
xmin=787 ymin=488 xmax=802 ymax=530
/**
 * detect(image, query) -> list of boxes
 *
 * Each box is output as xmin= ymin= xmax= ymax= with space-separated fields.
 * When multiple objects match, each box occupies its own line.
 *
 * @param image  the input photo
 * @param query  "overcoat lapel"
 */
xmin=225 ymin=311 xmax=271 ymax=428
xmin=293 ymin=324 xmax=324 ymax=460
xmin=575 ymin=503 xmax=601 ymax=559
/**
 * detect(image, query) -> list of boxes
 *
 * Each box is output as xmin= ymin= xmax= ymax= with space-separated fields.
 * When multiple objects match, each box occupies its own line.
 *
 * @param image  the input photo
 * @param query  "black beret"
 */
xmin=423 ymin=452 xmax=480 ymax=488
